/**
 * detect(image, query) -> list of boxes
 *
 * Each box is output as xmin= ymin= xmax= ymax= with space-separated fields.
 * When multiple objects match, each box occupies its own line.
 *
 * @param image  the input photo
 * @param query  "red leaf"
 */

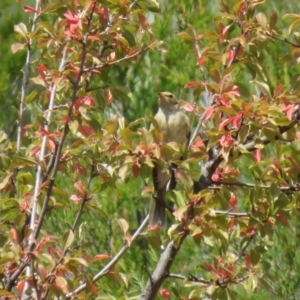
xmin=232 ymin=114 xmax=242 ymax=129
xmin=72 ymin=164 xmax=86 ymax=175
xmin=82 ymin=95 xmax=95 ymax=106
xmin=228 ymin=219 xmax=235 ymax=230
xmin=253 ymin=149 xmax=261 ymax=162
xmin=229 ymin=194 xmax=237 ymax=208
xmin=61 ymin=116 xmax=71 ymax=123
xmin=245 ymin=254 xmax=252 ymax=270
xmin=24 ymin=5 xmax=38 ymax=13
xmin=29 ymin=145 xmax=40 ymax=157
xmin=216 ymin=95 xmax=230 ymax=106
xmin=183 ymin=103 xmax=195 ymax=112
xmin=132 ymin=164 xmax=140 ymax=177
xmin=273 ymin=85 xmax=285 ymax=97
xmin=219 ymin=132 xmax=233 ymax=147
xmin=74 ymin=98 xmax=82 ymax=111
xmin=97 ymin=7 xmax=109 ymax=24
xmin=218 ymin=117 xmax=232 ymax=130
xmin=92 ymin=254 xmax=111 ymax=262
xmin=104 ymin=88 xmax=113 ymax=104
xmin=48 ymin=139 xmax=56 ymax=151
xmin=74 ymin=180 xmax=86 ymax=195
xmin=107 ymin=51 xmax=116 ymax=61
xmin=203 ymin=106 xmax=215 ymax=123
xmin=221 ymin=24 xmax=232 ymax=38
xmin=241 ymin=226 xmax=257 ymax=237
xmin=192 ymin=140 xmax=205 ymax=148
xmin=20 ymin=199 xmax=29 ymax=212
xmin=70 ymin=194 xmax=84 ymax=202
xmin=138 ymin=14 xmax=148 ymax=27
xmin=11 ymin=228 xmax=19 ymax=243
xmin=224 ymin=85 xmax=240 ymax=97
xmin=52 ymin=74 xmax=63 ymax=85
xmin=238 ymin=2 xmax=247 ymax=13
xmin=79 ymin=125 xmax=95 ymax=137
xmin=88 ymin=35 xmax=100 ymax=41
xmin=38 ymin=64 xmax=47 ymax=82
xmin=204 ymin=263 xmax=215 ymax=273
xmin=282 ymin=103 xmax=295 ymax=121
xmin=63 ymin=10 xmax=78 ymax=23
xmin=160 ymin=289 xmax=171 ymax=299
xmin=197 ymin=57 xmax=206 ymax=66
xmin=228 ymin=49 xmax=235 ymax=64
xmin=147 ymin=224 xmax=160 ymax=231
xmin=39 ymin=126 xmax=50 ymax=137
xmin=184 ymin=81 xmax=203 ymax=89
xmin=276 ymin=213 xmax=288 ymax=223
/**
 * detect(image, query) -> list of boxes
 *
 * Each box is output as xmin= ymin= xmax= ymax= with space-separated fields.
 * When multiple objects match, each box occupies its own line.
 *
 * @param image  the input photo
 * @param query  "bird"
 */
xmin=150 ymin=92 xmax=190 ymax=227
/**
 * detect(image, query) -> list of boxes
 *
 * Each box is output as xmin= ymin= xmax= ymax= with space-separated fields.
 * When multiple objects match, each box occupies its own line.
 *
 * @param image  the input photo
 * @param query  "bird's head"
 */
xmin=158 ymin=92 xmax=178 ymax=111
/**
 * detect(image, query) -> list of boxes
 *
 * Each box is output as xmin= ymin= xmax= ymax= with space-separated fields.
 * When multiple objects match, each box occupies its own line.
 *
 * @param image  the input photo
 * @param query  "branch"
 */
xmin=266 ymin=33 xmax=300 ymax=48
xmin=214 ymin=210 xmax=251 ymax=218
xmin=40 ymin=166 xmax=96 ymax=295
xmin=140 ymin=231 xmax=189 ymax=300
xmin=16 ymin=0 xmax=41 ymax=154
xmin=84 ymin=46 xmax=150 ymax=72
xmin=169 ymin=273 xmax=211 ymax=285
xmin=66 ymin=215 xmax=149 ymax=298
xmin=29 ymin=46 xmax=68 ymax=244
xmin=169 ymin=272 xmax=249 ymax=286
xmin=7 ymin=38 xmax=87 ymax=294
xmin=129 ymin=0 xmax=140 ymax=9
xmin=188 ymin=106 xmax=213 ymax=148
xmin=236 ymin=234 xmax=256 ymax=261
xmin=211 ymin=180 xmax=300 ymax=192
xmin=243 ymin=118 xmax=299 ymax=152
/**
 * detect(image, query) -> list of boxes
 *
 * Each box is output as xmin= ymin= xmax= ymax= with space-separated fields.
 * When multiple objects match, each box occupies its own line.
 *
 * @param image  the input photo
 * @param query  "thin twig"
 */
xmin=169 ymin=272 xmax=249 ymax=286
xmin=84 ymin=46 xmax=149 ymax=72
xmin=66 ymin=215 xmax=149 ymax=298
xmin=236 ymin=234 xmax=255 ymax=261
xmin=213 ymin=210 xmax=251 ymax=217
xmin=210 ymin=180 xmax=300 ymax=192
xmin=169 ymin=273 xmax=211 ymax=284
xmin=266 ymin=33 xmax=300 ymax=48
xmin=187 ymin=28 xmax=212 ymax=148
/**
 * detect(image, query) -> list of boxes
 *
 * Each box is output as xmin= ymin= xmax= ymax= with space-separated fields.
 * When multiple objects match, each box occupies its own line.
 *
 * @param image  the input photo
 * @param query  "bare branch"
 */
xmin=169 ymin=273 xmax=211 ymax=285
xmin=214 ymin=210 xmax=251 ymax=218
xmin=266 ymin=33 xmax=300 ymax=48
xmin=211 ymin=180 xmax=300 ymax=192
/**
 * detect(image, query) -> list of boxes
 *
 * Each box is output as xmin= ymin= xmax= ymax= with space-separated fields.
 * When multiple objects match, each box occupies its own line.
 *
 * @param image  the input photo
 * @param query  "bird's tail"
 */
xmin=149 ymin=189 xmax=166 ymax=227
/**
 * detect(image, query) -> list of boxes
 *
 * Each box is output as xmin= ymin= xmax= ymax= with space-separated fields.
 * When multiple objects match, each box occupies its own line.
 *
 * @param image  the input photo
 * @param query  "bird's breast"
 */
xmin=155 ymin=110 xmax=189 ymax=144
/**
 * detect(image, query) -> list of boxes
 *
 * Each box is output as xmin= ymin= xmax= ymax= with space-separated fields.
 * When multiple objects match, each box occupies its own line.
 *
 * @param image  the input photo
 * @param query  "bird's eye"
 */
xmin=169 ymin=94 xmax=173 ymax=98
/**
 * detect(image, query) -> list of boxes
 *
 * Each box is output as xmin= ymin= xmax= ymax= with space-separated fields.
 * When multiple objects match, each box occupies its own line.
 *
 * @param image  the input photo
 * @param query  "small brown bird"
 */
xmin=150 ymin=92 xmax=190 ymax=227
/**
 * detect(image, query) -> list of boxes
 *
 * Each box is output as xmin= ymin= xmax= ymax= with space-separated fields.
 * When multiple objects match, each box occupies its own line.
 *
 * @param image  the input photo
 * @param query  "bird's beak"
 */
xmin=158 ymin=92 xmax=165 ymax=100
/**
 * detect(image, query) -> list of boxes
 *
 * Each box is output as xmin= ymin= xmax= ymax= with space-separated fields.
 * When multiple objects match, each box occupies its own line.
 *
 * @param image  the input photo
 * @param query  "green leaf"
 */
xmin=176 ymin=32 xmax=194 ymax=43
xmin=120 ymin=128 xmax=138 ymax=147
xmin=12 ymin=156 xmax=38 ymax=167
xmin=62 ymin=230 xmax=74 ymax=252
xmin=110 ymin=86 xmax=131 ymax=101
xmin=69 ymin=120 xmax=79 ymax=135
xmin=16 ymin=172 xmax=34 ymax=184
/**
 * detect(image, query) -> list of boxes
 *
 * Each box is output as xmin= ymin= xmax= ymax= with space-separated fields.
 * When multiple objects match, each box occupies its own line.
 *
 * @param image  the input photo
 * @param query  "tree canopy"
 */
xmin=1 ymin=0 xmax=300 ymax=299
